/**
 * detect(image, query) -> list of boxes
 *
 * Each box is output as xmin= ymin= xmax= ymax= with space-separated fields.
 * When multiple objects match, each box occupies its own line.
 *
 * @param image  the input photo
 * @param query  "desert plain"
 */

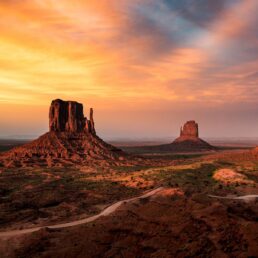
xmin=0 ymin=100 xmax=257 ymax=258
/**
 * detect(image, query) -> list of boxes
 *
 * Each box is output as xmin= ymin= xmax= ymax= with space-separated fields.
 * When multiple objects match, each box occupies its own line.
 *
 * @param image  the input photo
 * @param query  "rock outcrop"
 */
xmin=0 ymin=99 xmax=124 ymax=168
xmin=173 ymin=120 xmax=215 ymax=150
xmin=122 ymin=120 xmax=216 ymax=153
xmin=180 ymin=120 xmax=199 ymax=138
xmin=49 ymin=99 xmax=95 ymax=134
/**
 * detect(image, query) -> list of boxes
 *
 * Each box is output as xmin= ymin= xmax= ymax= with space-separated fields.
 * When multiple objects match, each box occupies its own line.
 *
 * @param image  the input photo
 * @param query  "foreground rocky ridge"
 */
xmin=0 ymin=99 xmax=125 ymax=168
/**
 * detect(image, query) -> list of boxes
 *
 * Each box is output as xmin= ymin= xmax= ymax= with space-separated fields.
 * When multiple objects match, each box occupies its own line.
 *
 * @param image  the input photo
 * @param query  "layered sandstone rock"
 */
xmin=86 ymin=108 xmax=96 ymax=135
xmin=173 ymin=120 xmax=215 ymax=150
xmin=123 ymin=120 xmax=216 ymax=153
xmin=49 ymin=99 xmax=95 ymax=134
xmin=0 ymin=99 xmax=123 ymax=168
xmin=180 ymin=120 xmax=199 ymax=138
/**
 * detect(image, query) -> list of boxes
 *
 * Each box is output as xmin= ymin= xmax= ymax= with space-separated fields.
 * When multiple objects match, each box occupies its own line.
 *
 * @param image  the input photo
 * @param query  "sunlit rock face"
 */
xmin=179 ymin=120 xmax=199 ymax=139
xmin=253 ymin=147 xmax=258 ymax=152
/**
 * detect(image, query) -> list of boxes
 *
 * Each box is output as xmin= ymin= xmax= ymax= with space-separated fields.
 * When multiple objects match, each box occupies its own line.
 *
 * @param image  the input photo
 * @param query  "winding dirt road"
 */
xmin=208 ymin=194 xmax=258 ymax=202
xmin=0 ymin=187 xmax=164 ymax=238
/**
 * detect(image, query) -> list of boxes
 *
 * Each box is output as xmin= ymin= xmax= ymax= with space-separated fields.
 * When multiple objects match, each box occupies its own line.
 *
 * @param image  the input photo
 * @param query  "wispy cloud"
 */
xmin=0 ymin=0 xmax=257 ymax=137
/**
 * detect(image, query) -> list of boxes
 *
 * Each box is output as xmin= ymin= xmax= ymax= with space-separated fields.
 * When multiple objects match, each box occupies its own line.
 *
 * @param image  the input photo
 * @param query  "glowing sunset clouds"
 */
xmin=0 ymin=0 xmax=258 ymax=137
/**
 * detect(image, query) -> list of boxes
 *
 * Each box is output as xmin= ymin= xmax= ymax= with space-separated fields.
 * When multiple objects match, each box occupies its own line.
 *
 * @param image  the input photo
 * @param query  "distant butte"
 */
xmin=0 ymin=99 xmax=125 ymax=168
xmin=178 ymin=120 xmax=199 ymax=140
xmin=171 ymin=120 xmax=215 ymax=151
xmin=122 ymin=120 xmax=216 ymax=153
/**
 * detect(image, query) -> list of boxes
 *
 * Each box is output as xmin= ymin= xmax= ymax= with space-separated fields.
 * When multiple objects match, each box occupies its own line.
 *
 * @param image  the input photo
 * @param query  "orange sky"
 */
xmin=0 ymin=0 xmax=258 ymax=138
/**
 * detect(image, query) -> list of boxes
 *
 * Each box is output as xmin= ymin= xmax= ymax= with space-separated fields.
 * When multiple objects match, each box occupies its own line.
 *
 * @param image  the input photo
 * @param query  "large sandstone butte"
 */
xmin=179 ymin=120 xmax=199 ymax=138
xmin=172 ymin=120 xmax=215 ymax=151
xmin=124 ymin=120 xmax=216 ymax=153
xmin=49 ymin=99 xmax=96 ymax=134
xmin=143 ymin=120 xmax=215 ymax=152
xmin=0 ymin=99 xmax=124 ymax=168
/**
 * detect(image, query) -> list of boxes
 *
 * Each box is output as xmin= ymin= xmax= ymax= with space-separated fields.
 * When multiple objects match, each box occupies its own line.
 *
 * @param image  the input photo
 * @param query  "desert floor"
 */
xmin=0 ymin=141 xmax=257 ymax=258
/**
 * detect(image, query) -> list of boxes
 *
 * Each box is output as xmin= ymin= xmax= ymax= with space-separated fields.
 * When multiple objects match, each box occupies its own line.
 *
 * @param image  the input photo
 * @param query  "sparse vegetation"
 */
xmin=1 ymin=149 xmax=258 ymax=230
xmin=0 ymin=139 xmax=257 ymax=258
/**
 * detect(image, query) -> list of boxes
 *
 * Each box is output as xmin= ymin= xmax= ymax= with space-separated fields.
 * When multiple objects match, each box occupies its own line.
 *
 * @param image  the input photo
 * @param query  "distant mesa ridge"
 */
xmin=0 ymin=99 xmax=124 ymax=168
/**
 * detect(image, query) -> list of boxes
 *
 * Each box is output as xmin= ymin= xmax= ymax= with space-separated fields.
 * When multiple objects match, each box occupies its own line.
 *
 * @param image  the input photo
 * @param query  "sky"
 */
xmin=0 ymin=0 xmax=258 ymax=139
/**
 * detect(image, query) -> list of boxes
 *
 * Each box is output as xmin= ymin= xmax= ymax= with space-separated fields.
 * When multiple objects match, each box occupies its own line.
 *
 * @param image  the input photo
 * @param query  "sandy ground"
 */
xmin=213 ymin=168 xmax=255 ymax=185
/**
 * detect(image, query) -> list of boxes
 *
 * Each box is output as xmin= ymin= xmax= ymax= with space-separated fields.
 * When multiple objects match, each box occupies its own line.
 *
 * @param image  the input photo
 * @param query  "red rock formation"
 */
xmin=172 ymin=120 xmax=215 ymax=151
xmin=85 ymin=108 xmax=96 ymax=135
xmin=49 ymin=99 xmax=97 ymax=136
xmin=89 ymin=108 xmax=96 ymax=135
xmin=49 ymin=99 xmax=88 ymax=133
xmin=49 ymin=99 xmax=68 ymax=132
xmin=252 ymin=146 xmax=258 ymax=155
xmin=121 ymin=120 xmax=216 ymax=153
xmin=0 ymin=99 xmax=125 ymax=168
xmin=180 ymin=120 xmax=199 ymax=138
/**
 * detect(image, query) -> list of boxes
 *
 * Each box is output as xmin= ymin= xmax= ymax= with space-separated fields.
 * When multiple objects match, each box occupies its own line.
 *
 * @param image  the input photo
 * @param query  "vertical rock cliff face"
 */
xmin=49 ymin=99 xmax=95 ymax=134
xmin=89 ymin=108 xmax=96 ymax=135
xmin=180 ymin=121 xmax=199 ymax=138
xmin=66 ymin=101 xmax=85 ymax=133
xmin=49 ymin=99 xmax=68 ymax=132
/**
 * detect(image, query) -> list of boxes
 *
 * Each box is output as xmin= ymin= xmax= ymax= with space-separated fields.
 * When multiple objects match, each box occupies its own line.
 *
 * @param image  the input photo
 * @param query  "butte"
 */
xmin=170 ymin=120 xmax=215 ymax=151
xmin=0 ymin=99 xmax=125 ymax=168
xmin=132 ymin=120 xmax=215 ymax=153
xmin=123 ymin=120 xmax=216 ymax=153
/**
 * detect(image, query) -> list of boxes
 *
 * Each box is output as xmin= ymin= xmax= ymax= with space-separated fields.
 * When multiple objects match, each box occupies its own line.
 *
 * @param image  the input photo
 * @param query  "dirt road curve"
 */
xmin=209 ymin=194 xmax=258 ymax=202
xmin=0 ymin=187 xmax=164 ymax=238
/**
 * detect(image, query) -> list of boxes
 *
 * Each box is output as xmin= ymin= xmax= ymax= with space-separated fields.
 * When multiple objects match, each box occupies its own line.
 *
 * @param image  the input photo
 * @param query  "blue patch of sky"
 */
xmin=129 ymin=1 xmax=209 ymax=47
